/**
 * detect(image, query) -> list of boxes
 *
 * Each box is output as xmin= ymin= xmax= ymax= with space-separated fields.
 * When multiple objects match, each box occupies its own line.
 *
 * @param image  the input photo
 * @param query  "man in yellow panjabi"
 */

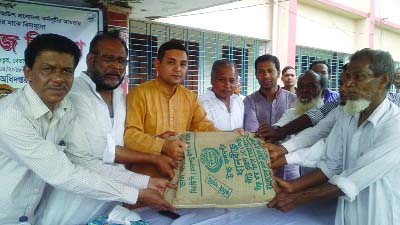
xmin=124 ymin=40 xmax=217 ymax=177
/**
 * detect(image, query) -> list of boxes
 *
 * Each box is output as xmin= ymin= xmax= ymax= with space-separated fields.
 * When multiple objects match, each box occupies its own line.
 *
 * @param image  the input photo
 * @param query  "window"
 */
xmin=296 ymin=47 xmax=350 ymax=91
xmin=128 ymin=20 xmax=267 ymax=95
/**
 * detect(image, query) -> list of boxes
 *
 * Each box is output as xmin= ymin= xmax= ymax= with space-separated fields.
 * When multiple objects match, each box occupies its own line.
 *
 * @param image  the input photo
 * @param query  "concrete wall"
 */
xmin=374 ymin=26 xmax=400 ymax=61
xmin=329 ymin=0 xmax=370 ymax=13
xmin=296 ymin=3 xmax=357 ymax=54
xmin=375 ymin=0 xmax=400 ymax=25
xmin=155 ymin=0 xmax=400 ymax=66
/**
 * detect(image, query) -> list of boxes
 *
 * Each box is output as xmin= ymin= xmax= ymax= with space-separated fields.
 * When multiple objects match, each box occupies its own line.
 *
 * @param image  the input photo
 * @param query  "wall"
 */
xmin=328 ymin=0 xmax=370 ymax=13
xmin=375 ymin=0 xmax=400 ymax=25
xmin=374 ymin=26 xmax=400 ymax=61
xmin=296 ymin=3 xmax=357 ymax=54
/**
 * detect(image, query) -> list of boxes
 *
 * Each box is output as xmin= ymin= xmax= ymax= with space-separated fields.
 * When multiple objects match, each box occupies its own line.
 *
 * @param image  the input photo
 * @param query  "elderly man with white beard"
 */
xmin=271 ymin=70 xmax=325 ymax=180
xmin=267 ymin=48 xmax=400 ymax=225
xmin=274 ymin=70 xmax=325 ymax=128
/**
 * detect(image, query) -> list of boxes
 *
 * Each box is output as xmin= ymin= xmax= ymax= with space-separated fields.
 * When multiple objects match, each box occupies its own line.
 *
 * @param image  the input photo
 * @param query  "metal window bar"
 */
xmin=128 ymin=20 xmax=267 ymax=95
xmin=295 ymin=46 xmax=350 ymax=92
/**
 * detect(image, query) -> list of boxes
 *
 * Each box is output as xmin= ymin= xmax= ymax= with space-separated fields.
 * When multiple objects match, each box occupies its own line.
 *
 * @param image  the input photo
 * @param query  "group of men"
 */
xmin=0 ymin=30 xmax=399 ymax=225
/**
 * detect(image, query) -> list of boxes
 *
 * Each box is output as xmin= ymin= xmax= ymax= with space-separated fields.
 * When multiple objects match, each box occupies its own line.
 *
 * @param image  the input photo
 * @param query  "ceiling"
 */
xmin=32 ymin=0 xmax=240 ymax=20
xmin=126 ymin=0 xmax=240 ymax=20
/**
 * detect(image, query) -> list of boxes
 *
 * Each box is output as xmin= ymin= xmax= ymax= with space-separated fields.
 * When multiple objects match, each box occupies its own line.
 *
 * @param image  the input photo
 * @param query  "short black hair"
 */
xmin=309 ymin=60 xmax=329 ymax=70
xmin=350 ymin=48 xmax=394 ymax=90
xmin=24 ymin=33 xmax=81 ymax=69
xmin=211 ymin=59 xmax=237 ymax=81
xmin=254 ymin=54 xmax=280 ymax=73
xmin=157 ymin=40 xmax=188 ymax=61
xmin=89 ymin=30 xmax=128 ymax=54
xmin=282 ymin=66 xmax=295 ymax=75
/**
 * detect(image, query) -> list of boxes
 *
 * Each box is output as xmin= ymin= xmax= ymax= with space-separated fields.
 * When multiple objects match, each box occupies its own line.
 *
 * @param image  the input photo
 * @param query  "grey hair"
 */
xmin=210 ymin=59 xmax=237 ymax=81
xmin=298 ymin=69 xmax=327 ymax=91
xmin=350 ymin=48 xmax=394 ymax=90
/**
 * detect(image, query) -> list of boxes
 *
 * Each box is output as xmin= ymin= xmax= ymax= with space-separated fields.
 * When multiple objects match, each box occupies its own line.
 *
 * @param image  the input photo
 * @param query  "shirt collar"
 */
xmin=365 ymin=97 xmax=391 ymax=127
xmin=205 ymin=88 xmax=239 ymax=101
xmin=258 ymin=85 xmax=282 ymax=99
xmin=155 ymin=78 xmax=179 ymax=98
xmin=24 ymin=84 xmax=69 ymax=120
xmin=80 ymin=71 xmax=124 ymax=100
xmin=81 ymin=72 xmax=98 ymax=93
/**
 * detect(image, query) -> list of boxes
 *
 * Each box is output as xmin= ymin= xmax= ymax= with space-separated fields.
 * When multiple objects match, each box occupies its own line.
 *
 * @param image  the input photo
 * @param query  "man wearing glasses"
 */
xmin=35 ymin=32 xmax=176 ymax=225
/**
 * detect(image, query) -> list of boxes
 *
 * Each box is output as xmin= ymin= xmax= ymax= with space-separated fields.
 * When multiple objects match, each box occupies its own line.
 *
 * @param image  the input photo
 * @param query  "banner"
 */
xmin=0 ymin=0 xmax=102 ymax=89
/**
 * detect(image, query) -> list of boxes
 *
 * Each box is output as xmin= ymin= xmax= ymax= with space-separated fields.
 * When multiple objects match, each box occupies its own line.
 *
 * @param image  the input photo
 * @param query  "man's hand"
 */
xmin=137 ymin=189 xmax=176 ymax=211
xmin=161 ymin=139 xmax=185 ymax=161
xmin=263 ymin=143 xmax=288 ymax=160
xmin=271 ymin=156 xmax=287 ymax=170
xmin=267 ymin=190 xmax=303 ymax=212
xmin=157 ymin=131 xmax=178 ymax=139
xmin=153 ymin=154 xmax=178 ymax=179
xmin=148 ymin=177 xmax=176 ymax=194
xmin=274 ymin=176 xmax=297 ymax=193
xmin=256 ymin=123 xmax=285 ymax=142
xmin=233 ymin=128 xmax=245 ymax=135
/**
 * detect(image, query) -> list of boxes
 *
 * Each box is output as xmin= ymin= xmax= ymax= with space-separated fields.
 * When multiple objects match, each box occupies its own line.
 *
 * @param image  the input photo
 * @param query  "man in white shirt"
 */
xmin=0 ymin=34 xmax=174 ymax=225
xmin=266 ymin=65 xmax=349 ymax=170
xmin=268 ymin=48 xmax=400 ymax=225
xmin=199 ymin=60 xmax=244 ymax=130
xmin=274 ymin=70 xmax=324 ymax=128
xmin=35 ymin=32 xmax=179 ymax=225
xmin=272 ymin=70 xmax=325 ymax=180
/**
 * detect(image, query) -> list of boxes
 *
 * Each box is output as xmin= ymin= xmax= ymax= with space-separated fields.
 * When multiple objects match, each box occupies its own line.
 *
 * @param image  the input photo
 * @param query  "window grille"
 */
xmin=296 ymin=47 xmax=350 ymax=91
xmin=128 ymin=20 xmax=268 ymax=95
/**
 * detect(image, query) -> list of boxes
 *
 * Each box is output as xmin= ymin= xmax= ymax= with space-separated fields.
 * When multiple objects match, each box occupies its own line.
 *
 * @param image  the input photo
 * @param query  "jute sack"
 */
xmin=164 ymin=132 xmax=276 ymax=208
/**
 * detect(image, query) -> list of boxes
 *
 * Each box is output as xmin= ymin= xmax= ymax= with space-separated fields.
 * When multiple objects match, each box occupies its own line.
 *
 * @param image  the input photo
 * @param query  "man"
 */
xmin=268 ymin=66 xmax=348 ymax=171
xmin=281 ymin=66 xmax=297 ymax=94
xmin=0 ymin=34 xmax=173 ymax=224
xmin=0 ymin=83 xmax=14 ymax=99
xmin=233 ymin=75 xmax=245 ymax=100
xmin=274 ymin=70 xmax=324 ymax=128
xmin=271 ymin=70 xmax=325 ymax=180
xmin=268 ymin=48 xmax=400 ymax=225
xmin=244 ymin=54 xmax=296 ymax=132
xmin=199 ymin=60 xmax=244 ymax=130
xmin=393 ymin=67 xmax=400 ymax=93
xmin=257 ymin=63 xmax=400 ymax=143
xmin=309 ymin=60 xmax=339 ymax=103
xmin=124 ymin=40 xmax=217 ymax=177
xmin=35 ymin=32 xmax=177 ymax=225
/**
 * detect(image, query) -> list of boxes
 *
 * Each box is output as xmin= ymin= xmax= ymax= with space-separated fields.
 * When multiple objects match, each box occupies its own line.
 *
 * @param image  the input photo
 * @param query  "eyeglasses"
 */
xmin=40 ymin=65 xmax=74 ymax=77
xmin=93 ymin=52 xmax=128 ymax=66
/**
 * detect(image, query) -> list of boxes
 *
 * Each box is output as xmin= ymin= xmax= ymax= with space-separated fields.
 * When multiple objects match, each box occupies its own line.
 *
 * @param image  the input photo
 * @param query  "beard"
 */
xmin=343 ymin=99 xmax=371 ymax=116
xmin=294 ymin=97 xmax=323 ymax=115
xmin=92 ymin=72 xmax=124 ymax=91
xmin=90 ymin=64 xmax=125 ymax=91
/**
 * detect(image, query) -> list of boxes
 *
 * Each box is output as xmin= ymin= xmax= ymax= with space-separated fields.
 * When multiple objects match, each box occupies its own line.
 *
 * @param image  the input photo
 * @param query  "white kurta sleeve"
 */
xmin=66 ymin=118 xmax=150 ymax=189
xmin=0 ymin=116 xmax=140 ymax=204
xmin=282 ymin=107 xmax=339 ymax=152
xmin=329 ymin=119 xmax=400 ymax=201
xmin=285 ymin=138 xmax=326 ymax=167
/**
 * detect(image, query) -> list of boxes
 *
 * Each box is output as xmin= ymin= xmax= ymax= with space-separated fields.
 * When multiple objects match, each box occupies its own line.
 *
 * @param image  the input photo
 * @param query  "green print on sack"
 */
xmin=164 ymin=132 xmax=276 ymax=208
xmin=200 ymin=148 xmax=223 ymax=173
